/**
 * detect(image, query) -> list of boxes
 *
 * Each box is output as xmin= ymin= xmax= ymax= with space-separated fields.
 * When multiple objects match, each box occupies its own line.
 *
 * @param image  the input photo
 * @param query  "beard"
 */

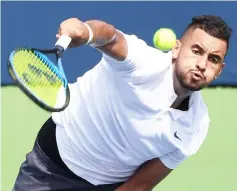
xmin=177 ymin=71 xmax=207 ymax=91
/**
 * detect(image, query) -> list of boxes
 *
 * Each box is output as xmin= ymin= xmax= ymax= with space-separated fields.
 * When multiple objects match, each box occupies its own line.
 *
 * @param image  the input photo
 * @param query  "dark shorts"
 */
xmin=13 ymin=118 xmax=123 ymax=191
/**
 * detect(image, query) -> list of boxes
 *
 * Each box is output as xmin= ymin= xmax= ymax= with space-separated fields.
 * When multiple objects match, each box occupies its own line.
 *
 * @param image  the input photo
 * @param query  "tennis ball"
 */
xmin=153 ymin=28 xmax=177 ymax=51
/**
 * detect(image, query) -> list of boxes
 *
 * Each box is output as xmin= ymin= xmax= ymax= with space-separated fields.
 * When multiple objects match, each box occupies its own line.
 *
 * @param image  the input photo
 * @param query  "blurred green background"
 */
xmin=1 ymin=86 xmax=237 ymax=191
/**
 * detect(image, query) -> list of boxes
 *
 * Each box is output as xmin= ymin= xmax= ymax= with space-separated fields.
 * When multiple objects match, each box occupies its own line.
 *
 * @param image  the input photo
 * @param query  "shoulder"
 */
xmin=191 ymin=91 xmax=210 ymax=123
xmin=114 ymin=31 xmax=172 ymax=65
xmin=180 ymin=91 xmax=210 ymax=155
xmin=102 ymin=32 xmax=172 ymax=77
xmin=122 ymin=31 xmax=171 ymax=61
xmin=154 ymin=92 xmax=210 ymax=169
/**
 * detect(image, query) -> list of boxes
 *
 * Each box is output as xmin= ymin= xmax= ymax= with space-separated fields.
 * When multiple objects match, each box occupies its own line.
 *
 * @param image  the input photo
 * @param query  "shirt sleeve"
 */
xmin=159 ymin=149 xmax=187 ymax=169
xmin=101 ymin=31 xmax=172 ymax=84
xmin=160 ymin=119 xmax=210 ymax=169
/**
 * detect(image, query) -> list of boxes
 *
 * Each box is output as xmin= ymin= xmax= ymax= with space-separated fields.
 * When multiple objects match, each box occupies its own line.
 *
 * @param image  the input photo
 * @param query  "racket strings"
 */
xmin=33 ymin=51 xmax=63 ymax=85
xmin=12 ymin=49 xmax=66 ymax=107
xmin=17 ymin=50 xmax=61 ymax=86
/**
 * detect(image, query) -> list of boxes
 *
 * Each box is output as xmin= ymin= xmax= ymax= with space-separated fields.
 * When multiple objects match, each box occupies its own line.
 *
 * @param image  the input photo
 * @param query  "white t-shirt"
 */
xmin=52 ymin=32 xmax=210 ymax=185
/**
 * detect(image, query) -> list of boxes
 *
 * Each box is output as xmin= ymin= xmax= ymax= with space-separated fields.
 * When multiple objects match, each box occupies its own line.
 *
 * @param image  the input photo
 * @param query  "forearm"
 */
xmin=85 ymin=20 xmax=127 ymax=61
xmin=57 ymin=18 xmax=127 ymax=60
xmin=85 ymin=20 xmax=117 ymax=47
xmin=115 ymin=182 xmax=150 ymax=191
xmin=115 ymin=158 xmax=172 ymax=191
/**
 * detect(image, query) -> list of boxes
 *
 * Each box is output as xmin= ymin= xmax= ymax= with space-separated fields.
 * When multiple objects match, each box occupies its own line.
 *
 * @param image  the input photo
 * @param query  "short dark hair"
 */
xmin=184 ymin=15 xmax=233 ymax=50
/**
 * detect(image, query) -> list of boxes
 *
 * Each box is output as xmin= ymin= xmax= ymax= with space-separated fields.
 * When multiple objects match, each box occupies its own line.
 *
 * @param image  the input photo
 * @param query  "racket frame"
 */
xmin=7 ymin=47 xmax=70 ymax=112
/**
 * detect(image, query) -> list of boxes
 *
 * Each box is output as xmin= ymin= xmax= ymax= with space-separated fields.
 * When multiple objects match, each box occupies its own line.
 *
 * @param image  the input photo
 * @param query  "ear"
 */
xmin=172 ymin=40 xmax=182 ymax=59
xmin=215 ymin=63 xmax=225 ymax=79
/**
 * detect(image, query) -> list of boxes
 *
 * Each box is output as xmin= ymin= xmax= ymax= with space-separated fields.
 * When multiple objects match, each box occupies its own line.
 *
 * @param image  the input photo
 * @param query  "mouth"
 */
xmin=190 ymin=70 xmax=204 ymax=80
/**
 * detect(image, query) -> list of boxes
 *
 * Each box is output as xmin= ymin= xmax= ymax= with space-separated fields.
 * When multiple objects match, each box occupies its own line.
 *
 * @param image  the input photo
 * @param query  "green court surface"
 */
xmin=1 ymin=86 xmax=237 ymax=191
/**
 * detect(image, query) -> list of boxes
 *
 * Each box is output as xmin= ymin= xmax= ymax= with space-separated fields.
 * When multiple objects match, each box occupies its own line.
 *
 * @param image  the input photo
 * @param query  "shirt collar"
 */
xmin=170 ymin=91 xmax=204 ymax=121
xmin=164 ymin=60 xmax=204 ymax=121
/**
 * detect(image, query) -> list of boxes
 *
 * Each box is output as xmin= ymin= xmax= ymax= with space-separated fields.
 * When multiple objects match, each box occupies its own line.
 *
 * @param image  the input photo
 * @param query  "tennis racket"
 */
xmin=8 ymin=35 xmax=72 ymax=112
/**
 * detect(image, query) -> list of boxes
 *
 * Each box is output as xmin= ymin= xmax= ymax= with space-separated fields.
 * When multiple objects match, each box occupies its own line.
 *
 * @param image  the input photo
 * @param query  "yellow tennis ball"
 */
xmin=153 ymin=28 xmax=177 ymax=51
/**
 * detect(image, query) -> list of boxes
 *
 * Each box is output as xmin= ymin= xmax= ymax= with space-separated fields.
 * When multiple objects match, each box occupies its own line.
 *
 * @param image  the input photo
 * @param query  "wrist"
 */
xmin=84 ymin=21 xmax=117 ymax=47
xmin=84 ymin=23 xmax=94 ymax=44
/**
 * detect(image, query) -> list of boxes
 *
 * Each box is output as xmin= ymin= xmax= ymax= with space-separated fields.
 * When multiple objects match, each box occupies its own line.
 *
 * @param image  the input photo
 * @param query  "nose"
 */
xmin=196 ymin=56 xmax=207 ymax=71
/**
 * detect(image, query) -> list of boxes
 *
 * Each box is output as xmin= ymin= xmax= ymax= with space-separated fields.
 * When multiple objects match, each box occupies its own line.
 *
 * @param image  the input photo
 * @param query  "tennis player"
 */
xmin=13 ymin=15 xmax=232 ymax=191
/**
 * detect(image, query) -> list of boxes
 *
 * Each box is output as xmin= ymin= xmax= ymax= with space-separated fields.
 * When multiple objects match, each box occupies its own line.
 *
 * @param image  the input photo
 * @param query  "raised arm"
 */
xmin=56 ymin=18 xmax=128 ymax=61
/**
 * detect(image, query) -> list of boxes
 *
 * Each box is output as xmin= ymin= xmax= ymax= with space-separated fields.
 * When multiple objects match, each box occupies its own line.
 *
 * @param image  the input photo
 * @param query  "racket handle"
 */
xmin=55 ymin=35 xmax=72 ymax=51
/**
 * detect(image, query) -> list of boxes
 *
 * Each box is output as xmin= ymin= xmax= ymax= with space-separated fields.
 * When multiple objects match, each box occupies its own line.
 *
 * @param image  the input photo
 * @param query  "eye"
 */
xmin=192 ymin=49 xmax=201 ymax=55
xmin=209 ymin=57 xmax=219 ymax=64
xmin=209 ymin=55 xmax=221 ymax=64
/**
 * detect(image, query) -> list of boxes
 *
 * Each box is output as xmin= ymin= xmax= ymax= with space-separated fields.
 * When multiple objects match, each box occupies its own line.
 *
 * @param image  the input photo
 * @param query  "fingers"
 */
xmin=55 ymin=18 xmax=86 ymax=47
xmin=56 ymin=27 xmax=62 ymax=39
xmin=56 ymin=29 xmax=69 ymax=39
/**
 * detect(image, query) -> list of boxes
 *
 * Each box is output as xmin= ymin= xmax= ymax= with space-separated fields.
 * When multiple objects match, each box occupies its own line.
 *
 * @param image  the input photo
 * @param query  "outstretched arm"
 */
xmin=56 ymin=18 xmax=128 ymax=61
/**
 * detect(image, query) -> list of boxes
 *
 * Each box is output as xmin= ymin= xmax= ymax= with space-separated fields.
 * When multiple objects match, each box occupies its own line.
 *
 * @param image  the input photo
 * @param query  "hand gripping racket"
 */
xmin=8 ymin=35 xmax=72 ymax=112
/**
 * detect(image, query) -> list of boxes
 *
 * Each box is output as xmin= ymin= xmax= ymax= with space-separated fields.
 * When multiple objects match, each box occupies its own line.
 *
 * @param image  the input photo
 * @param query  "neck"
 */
xmin=172 ymin=66 xmax=191 ymax=99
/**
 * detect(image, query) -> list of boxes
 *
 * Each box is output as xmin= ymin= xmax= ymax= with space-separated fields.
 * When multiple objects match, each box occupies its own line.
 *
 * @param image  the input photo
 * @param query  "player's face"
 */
xmin=173 ymin=28 xmax=227 ymax=91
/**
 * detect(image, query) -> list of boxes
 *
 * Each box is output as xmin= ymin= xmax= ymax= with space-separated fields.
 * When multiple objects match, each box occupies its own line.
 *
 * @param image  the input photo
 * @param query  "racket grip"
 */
xmin=55 ymin=35 xmax=72 ymax=51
